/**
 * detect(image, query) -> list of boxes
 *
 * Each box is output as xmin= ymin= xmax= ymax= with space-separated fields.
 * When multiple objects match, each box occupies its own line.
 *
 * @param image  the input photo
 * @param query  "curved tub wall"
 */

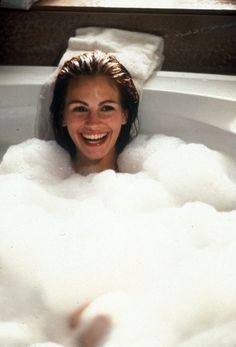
xmin=139 ymin=72 xmax=236 ymax=159
xmin=0 ymin=66 xmax=55 ymax=158
xmin=0 ymin=66 xmax=236 ymax=160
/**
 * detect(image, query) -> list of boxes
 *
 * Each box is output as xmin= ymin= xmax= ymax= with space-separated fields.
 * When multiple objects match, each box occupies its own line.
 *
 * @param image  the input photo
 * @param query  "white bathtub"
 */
xmin=1 ymin=66 xmax=236 ymax=160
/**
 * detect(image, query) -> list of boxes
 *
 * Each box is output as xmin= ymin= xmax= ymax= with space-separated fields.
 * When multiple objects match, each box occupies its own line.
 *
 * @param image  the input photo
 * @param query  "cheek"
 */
xmin=63 ymin=114 xmax=83 ymax=129
xmin=110 ymin=114 xmax=127 ymax=129
xmin=110 ymin=120 xmax=123 ymax=136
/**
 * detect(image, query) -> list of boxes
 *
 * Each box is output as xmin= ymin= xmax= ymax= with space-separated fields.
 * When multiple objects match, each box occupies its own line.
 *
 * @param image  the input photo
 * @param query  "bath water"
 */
xmin=0 ymin=134 xmax=236 ymax=347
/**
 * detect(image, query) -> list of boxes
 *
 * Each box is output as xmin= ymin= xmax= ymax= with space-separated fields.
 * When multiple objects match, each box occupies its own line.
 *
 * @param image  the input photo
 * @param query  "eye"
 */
xmin=101 ymin=105 xmax=114 ymax=112
xmin=71 ymin=105 xmax=88 ymax=113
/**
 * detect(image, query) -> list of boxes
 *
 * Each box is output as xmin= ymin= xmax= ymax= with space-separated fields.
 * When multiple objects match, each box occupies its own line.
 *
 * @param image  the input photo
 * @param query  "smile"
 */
xmin=81 ymin=133 xmax=108 ymax=145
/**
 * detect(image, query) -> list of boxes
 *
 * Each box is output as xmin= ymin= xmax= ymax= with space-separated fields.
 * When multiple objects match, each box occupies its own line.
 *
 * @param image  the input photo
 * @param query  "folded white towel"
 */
xmin=60 ymin=27 xmax=164 ymax=92
xmin=35 ymin=27 xmax=164 ymax=140
xmin=1 ymin=0 xmax=38 ymax=10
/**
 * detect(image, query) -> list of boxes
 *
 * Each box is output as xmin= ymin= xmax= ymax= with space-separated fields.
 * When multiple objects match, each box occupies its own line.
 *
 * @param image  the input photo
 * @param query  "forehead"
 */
xmin=66 ymin=75 xmax=120 ymax=98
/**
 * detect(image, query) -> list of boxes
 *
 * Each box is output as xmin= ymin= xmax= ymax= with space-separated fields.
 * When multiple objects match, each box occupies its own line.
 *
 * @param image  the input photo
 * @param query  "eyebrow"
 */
xmin=67 ymin=99 xmax=118 ymax=106
xmin=67 ymin=100 xmax=88 ymax=106
xmin=99 ymin=100 xmax=118 ymax=105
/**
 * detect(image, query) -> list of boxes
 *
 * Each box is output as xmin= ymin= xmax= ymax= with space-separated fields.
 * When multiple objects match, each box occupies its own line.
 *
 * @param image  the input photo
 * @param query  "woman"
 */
xmin=50 ymin=50 xmax=139 ymax=175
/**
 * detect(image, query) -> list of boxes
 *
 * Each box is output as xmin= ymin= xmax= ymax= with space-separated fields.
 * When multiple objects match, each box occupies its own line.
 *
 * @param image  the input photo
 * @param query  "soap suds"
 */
xmin=1 ymin=135 xmax=236 ymax=347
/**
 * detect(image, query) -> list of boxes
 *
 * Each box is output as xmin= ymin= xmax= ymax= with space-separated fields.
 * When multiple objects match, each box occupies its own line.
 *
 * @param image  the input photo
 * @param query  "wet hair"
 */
xmin=50 ymin=50 xmax=139 ymax=158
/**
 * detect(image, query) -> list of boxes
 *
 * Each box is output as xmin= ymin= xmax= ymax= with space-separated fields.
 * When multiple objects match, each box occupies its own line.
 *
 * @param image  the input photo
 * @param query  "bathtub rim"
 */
xmin=1 ymin=65 xmax=236 ymax=161
xmin=1 ymin=65 xmax=236 ymax=101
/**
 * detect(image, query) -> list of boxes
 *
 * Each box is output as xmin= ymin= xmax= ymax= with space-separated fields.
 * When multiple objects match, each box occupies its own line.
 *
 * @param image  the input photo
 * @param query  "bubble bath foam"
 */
xmin=0 ymin=66 xmax=236 ymax=347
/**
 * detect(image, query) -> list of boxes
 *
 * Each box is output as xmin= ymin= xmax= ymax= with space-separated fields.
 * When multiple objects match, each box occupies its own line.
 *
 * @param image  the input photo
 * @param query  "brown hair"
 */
xmin=50 ymin=50 xmax=139 ymax=158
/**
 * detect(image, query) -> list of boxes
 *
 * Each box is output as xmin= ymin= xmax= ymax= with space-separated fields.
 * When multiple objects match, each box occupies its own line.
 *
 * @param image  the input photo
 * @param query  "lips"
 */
xmin=81 ymin=132 xmax=108 ymax=145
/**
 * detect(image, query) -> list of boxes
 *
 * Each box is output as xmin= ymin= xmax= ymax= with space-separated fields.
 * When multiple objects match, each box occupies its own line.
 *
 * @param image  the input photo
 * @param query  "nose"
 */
xmin=85 ymin=110 xmax=101 ymax=126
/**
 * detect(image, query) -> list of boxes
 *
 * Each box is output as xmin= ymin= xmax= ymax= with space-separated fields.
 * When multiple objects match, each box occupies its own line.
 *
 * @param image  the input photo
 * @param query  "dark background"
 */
xmin=0 ymin=0 xmax=236 ymax=74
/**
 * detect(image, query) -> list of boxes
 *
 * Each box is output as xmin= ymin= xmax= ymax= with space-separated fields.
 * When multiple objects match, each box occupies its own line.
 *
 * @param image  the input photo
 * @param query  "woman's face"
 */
xmin=63 ymin=75 xmax=127 ymax=165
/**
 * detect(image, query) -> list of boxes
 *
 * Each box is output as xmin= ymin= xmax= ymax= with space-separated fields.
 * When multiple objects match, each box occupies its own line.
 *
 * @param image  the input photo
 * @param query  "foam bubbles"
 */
xmin=1 ymin=135 xmax=236 ymax=347
xmin=119 ymin=134 xmax=236 ymax=210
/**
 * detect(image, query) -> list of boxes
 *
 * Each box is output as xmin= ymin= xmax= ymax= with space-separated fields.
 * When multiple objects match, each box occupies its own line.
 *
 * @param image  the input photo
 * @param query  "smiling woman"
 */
xmin=50 ymin=50 xmax=139 ymax=175
xmin=63 ymin=75 xmax=128 ymax=173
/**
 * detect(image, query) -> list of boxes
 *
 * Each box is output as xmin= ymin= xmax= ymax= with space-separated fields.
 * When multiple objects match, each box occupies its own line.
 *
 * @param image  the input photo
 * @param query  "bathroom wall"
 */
xmin=0 ymin=1 xmax=235 ymax=74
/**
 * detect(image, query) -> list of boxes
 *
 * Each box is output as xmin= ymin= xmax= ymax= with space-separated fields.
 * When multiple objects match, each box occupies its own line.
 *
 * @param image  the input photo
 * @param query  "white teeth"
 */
xmin=82 ymin=133 xmax=107 ymax=140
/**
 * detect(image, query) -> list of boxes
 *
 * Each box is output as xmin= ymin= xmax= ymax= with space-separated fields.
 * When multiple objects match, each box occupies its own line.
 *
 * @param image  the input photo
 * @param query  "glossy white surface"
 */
xmin=0 ymin=65 xmax=236 ymax=159
xmin=139 ymin=70 xmax=236 ymax=159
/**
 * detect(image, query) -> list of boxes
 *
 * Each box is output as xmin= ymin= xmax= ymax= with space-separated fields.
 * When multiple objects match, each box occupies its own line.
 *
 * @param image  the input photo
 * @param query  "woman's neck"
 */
xmin=73 ymin=151 xmax=118 ymax=175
